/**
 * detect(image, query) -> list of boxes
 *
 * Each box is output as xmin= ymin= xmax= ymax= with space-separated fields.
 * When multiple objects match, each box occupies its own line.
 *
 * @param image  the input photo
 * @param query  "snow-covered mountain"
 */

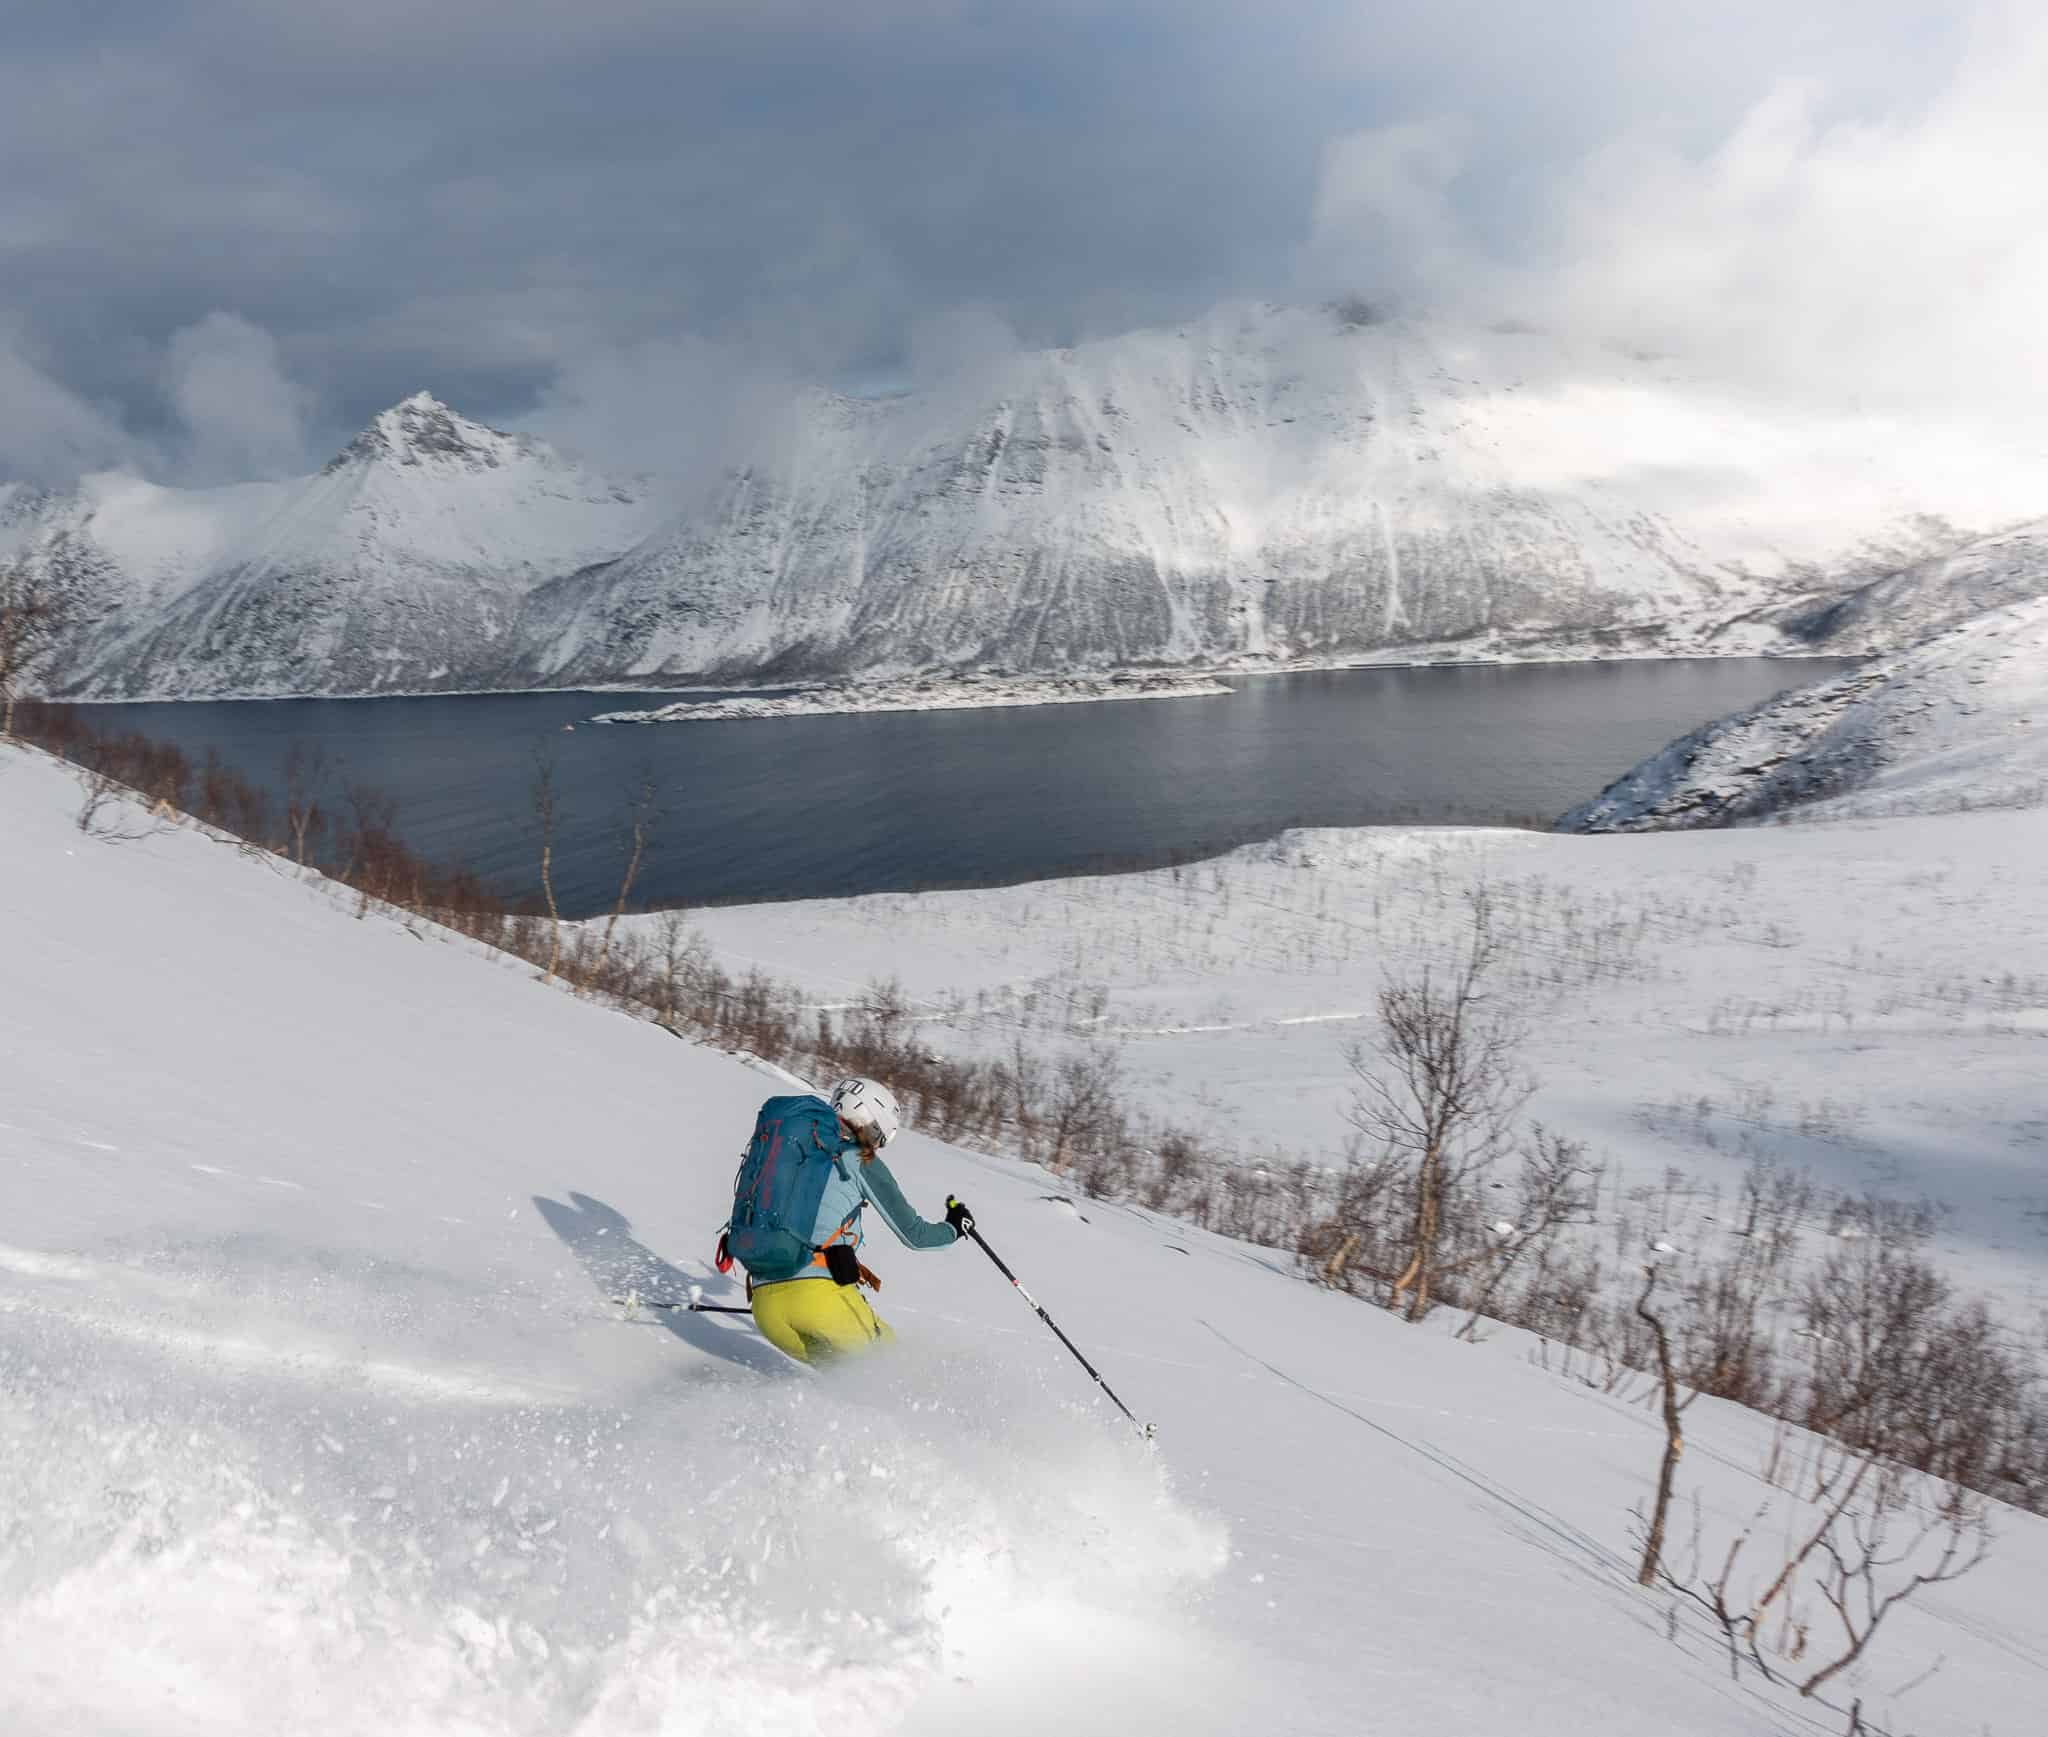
xmin=8 ymin=305 xmax=2046 ymax=698
xmin=1561 ymin=595 xmax=2048 ymax=831
xmin=4 ymin=394 xmax=657 ymax=697
xmin=516 ymin=305 xmax=1962 ymax=685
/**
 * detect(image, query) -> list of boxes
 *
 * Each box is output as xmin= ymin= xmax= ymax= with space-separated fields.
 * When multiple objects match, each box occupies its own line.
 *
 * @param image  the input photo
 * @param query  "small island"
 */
xmin=592 ymin=669 xmax=1235 ymax=724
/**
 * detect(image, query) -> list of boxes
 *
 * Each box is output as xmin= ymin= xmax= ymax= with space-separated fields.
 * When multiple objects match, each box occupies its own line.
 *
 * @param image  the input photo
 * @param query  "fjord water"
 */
xmin=71 ymin=660 xmax=1855 ymax=914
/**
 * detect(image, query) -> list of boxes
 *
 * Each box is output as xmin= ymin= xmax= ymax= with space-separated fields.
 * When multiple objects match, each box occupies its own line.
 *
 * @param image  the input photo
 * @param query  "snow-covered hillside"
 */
xmin=1563 ymin=596 xmax=2048 ymax=830
xmin=7 ymin=743 xmax=2045 ymax=1734
xmin=3 ymin=395 xmax=656 ymax=698
xmin=1772 ymin=516 xmax=2048 ymax=653
xmin=9 ymin=304 xmax=2045 ymax=698
xmin=0 ymin=471 xmax=299 ymax=625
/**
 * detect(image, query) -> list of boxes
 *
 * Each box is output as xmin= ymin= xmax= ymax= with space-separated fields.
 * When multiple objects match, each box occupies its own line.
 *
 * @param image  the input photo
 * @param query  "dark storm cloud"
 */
xmin=0 ymin=1 xmax=1990 ymax=478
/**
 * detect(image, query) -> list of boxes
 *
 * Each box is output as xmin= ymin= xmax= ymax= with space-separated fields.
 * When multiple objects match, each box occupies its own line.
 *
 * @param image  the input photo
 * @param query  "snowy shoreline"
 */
xmin=590 ymin=670 xmax=1236 ymax=724
xmin=41 ymin=641 xmax=1850 ymax=708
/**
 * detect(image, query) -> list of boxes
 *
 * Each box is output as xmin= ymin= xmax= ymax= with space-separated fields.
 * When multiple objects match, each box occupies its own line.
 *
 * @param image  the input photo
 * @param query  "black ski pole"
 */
xmin=964 ymin=1225 xmax=1154 ymax=1439
xmin=611 ymin=1292 xmax=752 ymax=1315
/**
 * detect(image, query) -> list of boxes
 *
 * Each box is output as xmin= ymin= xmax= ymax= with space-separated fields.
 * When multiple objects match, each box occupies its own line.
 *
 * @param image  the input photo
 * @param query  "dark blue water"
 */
xmin=69 ymin=660 xmax=1854 ymax=914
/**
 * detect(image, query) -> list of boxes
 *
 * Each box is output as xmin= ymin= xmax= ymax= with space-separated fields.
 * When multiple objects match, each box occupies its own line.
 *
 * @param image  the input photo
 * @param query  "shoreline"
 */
xmin=44 ymin=644 xmax=1853 ymax=709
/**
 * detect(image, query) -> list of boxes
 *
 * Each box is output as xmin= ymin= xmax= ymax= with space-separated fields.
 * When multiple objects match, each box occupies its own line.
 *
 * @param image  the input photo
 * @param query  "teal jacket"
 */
xmin=789 ymin=1139 xmax=959 ymax=1280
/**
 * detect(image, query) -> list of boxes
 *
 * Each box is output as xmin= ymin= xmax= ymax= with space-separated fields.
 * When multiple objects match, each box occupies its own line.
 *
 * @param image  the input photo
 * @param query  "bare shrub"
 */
xmin=0 ymin=564 xmax=67 ymax=740
xmin=648 ymin=909 xmax=713 ymax=1031
xmin=1142 ymin=1127 xmax=1202 ymax=1212
xmin=1044 ymin=1046 xmax=1124 ymax=1178
xmin=1799 ymin=1198 xmax=2041 ymax=1503
xmin=1802 ymin=1198 xmax=1950 ymax=1453
xmin=1651 ymin=1440 xmax=1991 ymax=1699
xmin=1455 ymin=1127 xmax=1596 ymax=1342
xmin=999 ymin=1036 xmax=1047 ymax=1156
xmin=74 ymin=766 xmax=157 ymax=841
xmin=1346 ymin=886 xmax=1532 ymax=1320
xmin=1300 ymin=1136 xmax=1407 ymax=1294
xmin=1672 ymin=1155 xmax=1812 ymax=1410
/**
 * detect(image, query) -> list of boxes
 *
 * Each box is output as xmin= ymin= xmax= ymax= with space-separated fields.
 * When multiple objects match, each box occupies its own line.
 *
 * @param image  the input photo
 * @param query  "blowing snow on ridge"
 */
xmin=7 ymin=305 xmax=2046 ymax=700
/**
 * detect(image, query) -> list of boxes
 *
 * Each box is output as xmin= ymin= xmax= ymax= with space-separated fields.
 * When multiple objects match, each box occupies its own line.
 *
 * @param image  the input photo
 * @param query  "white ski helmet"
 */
xmin=831 ymin=1076 xmax=901 ymax=1149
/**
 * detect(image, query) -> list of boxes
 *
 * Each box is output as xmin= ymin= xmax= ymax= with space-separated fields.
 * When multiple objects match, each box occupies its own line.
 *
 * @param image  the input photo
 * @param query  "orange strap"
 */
xmin=807 ymin=1250 xmax=882 ymax=1290
xmin=806 ymin=1237 xmax=880 ymax=1286
xmin=807 ymin=1222 xmax=882 ymax=1292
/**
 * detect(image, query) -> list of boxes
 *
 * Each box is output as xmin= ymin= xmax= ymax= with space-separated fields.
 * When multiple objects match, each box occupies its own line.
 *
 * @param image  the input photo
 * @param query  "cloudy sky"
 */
xmin=3 ymin=0 xmax=2040 ymax=483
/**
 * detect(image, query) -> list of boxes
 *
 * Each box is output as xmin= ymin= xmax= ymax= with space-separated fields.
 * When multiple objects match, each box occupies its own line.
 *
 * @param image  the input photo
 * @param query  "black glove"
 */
xmin=945 ymin=1195 xmax=975 ymax=1239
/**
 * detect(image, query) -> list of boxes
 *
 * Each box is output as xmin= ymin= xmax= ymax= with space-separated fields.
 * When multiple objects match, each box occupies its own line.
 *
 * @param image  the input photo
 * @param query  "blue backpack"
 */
xmin=722 ymin=1095 xmax=854 ymax=1282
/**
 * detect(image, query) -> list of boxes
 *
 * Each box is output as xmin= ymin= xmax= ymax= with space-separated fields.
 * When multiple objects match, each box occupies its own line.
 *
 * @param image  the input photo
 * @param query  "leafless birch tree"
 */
xmin=532 ymin=745 xmax=562 ymax=984
xmin=588 ymin=767 xmax=657 ymax=995
xmin=1347 ymin=886 xmax=1532 ymax=1321
xmin=1635 ymin=1260 xmax=1687 ymax=1586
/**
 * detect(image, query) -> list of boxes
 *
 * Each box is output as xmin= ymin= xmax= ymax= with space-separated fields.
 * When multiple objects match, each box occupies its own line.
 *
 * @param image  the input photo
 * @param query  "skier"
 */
xmin=719 ymin=1076 xmax=973 ymax=1364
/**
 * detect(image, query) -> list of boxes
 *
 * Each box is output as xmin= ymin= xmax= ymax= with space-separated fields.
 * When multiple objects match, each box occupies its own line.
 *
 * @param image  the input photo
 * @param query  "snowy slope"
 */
xmin=5 ymin=395 xmax=656 ymax=698
xmin=1772 ymin=516 xmax=2048 ymax=652
xmin=517 ymin=305 xmax=1950 ymax=684
xmin=1562 ymin=596 xmax=2048 ymax=830
xmin=8 ymin=744 xmax=2044 ymax=1734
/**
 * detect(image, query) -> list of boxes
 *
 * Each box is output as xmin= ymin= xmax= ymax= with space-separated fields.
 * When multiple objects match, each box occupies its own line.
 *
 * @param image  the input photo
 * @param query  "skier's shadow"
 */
xmin=533 ymin=1191 xmax=788 ymax=1376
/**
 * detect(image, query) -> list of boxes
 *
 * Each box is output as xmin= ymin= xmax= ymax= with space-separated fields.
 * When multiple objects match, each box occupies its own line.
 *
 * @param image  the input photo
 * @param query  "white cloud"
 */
xmin=904 ymin=306 xmax=1023 ymax=386
xmin=522 ymin=335 xmax=805 ymax=498
xmin=164 ymin=312 xmax=308 ymax=484
xmin=0 ymin=324 xmax=143 ymax=483
xmin=1536 ymin=13 xmax=2048 ymax=423
xmin=1306 ymin=2 xmax=2048 ymax=433
xmin=1300 ymin=119 xmax=1466 ymax=308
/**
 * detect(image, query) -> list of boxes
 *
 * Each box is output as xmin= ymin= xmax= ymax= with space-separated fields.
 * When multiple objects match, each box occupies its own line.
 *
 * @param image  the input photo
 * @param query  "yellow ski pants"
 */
xmin=750 ymin=1277 xmax=895 ymax=1364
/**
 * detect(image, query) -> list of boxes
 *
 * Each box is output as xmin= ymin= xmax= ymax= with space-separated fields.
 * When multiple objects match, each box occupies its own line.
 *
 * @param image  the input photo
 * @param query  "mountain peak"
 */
xmin=325 ymin=392 xmax=537 ymax=475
